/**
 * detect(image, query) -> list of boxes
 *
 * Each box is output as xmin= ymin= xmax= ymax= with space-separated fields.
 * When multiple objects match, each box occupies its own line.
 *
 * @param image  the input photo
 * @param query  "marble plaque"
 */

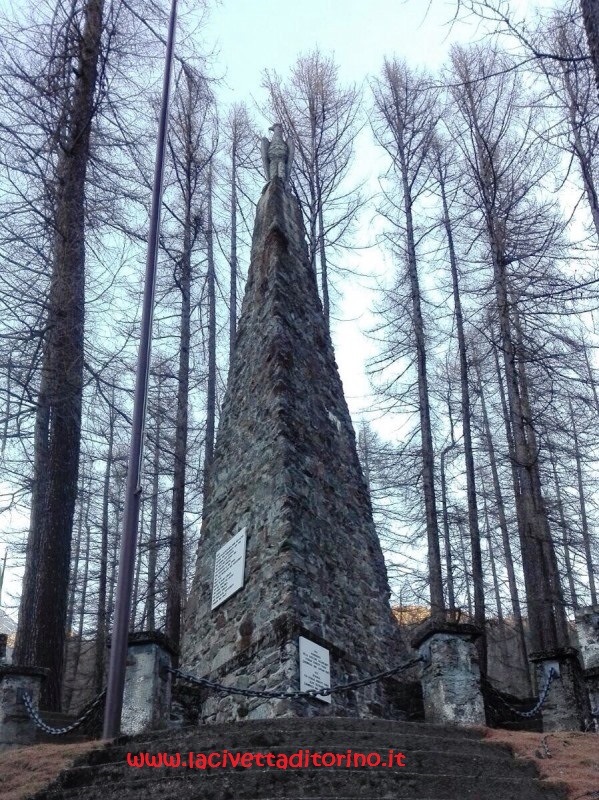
xmin=211 ymin=528 xmax=247 ymax=610
xmin=299 ymin=636 xmax=331 ymax=703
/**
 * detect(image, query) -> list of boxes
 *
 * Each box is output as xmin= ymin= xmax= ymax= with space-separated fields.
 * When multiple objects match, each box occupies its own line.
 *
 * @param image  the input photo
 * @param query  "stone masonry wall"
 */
xmin=181 ymin=178 xmax=407 ymax=721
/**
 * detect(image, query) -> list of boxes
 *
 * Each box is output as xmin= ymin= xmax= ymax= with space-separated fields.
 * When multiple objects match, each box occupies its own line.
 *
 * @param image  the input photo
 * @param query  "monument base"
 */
xmin=529 ymin=647 xmax=590 ymax=731
xmin=186 ymin=616 xmax=411 ymax=723
xmin=412 ymin=620 xmax=485 ymax=727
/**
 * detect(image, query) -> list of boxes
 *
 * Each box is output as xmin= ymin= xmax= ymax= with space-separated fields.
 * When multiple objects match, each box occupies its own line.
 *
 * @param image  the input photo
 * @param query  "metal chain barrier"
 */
xmin=170 ymin=656 xmax=424 ymax=701
xmin=19 ymin=688 xmax=107 ymax=736
xmin=483 ymin=668 xmax=555 ymax=719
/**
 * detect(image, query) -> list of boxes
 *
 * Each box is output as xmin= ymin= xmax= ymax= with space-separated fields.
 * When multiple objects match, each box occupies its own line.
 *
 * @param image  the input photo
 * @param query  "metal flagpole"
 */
xmin=103 ymin=0 xmax=178 ymax=739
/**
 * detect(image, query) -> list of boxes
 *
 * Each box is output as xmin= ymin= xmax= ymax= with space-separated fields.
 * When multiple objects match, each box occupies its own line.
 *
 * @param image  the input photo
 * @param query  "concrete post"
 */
xmin=574 ymin=604 xmax=599 ymax=725
xmin=0 ymin=665 xmax=48 ymax=750
xmin=120 ymin=631 xmax=176 ymax=736
xmin=529 ymin=647 xmax=590 ymax=731
xmin=412 ymin=621 xmax=485 ymax=726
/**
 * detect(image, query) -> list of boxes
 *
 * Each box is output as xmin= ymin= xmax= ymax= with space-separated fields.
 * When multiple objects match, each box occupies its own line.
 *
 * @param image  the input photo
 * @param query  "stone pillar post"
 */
xmin=120 ymin=632 xmax=176 ymax=736
xmin=529 ymin=647 xmax=590 ymax=731
xmin=412 ymin=621 xmax=485 ymax=726
xmin=0 ymin=665 xmax=48 ymax=750
xmin=574 ymin=604 xmax=599 ymax=725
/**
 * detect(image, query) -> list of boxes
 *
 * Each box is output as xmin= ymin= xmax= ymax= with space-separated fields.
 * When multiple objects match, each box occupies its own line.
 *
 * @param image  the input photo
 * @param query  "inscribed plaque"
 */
xmin=299 ymin=636 xmax=331 ymax=703
xmin=211 ymin=528 xmax=247 ymax=610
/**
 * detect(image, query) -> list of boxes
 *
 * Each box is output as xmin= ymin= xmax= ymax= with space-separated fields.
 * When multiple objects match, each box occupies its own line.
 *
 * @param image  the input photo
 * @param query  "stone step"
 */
xmin=30 ymin=768 xmax=567 ymax=800
xmin=90 ymin=733 xmax=521 ymax=769
xmin=60 ymin=746 xmax=539 ymax=789
xmin=26 ymin=718 xmax=568 ymax=800
xmin=116 ymin=717 xmax=485 ymax=745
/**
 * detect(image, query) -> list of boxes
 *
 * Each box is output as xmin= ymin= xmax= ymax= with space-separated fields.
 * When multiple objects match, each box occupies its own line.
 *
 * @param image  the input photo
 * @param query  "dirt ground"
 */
xmin=483 ymin=728 xmax=599 ymax=800
xmin=0 ymin=741 xmax=103 ymax=800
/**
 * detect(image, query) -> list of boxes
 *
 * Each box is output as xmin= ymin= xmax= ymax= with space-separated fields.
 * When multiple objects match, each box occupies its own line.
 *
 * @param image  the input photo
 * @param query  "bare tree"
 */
xmin=262 ymin=49 xmax=362 ymax=330
xmin=163 ymin=67 xmax=215 ymax=652
xmin=222 ymin=103 xmax=258 ymax=359
xmin=449 ymin=43 xmax=570 ymax=653
xmin=11 ymin=0 xmax=107 ymax=709
xmin=432 ymin=135 xmax=486 ymax=660
xmin=370 ymin=59 xmax=445 ymax=618
xmin=534 ymin=8 xmax=599 ymax=240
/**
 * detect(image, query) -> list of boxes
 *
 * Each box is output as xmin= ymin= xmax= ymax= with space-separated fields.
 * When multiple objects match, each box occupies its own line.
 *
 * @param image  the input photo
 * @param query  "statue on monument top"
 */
xmin=261 ymin=123 xmax=294 ymax=183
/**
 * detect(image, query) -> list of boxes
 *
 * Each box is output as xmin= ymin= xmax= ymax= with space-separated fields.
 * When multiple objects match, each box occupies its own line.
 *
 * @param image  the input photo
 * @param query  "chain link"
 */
xmin=170 ymin=656 xmax=423 ymax=701
xmin=20 ymin=689 xmax=106 ymax=736
xmin=483 ymin=668 xmax=555 ymax=719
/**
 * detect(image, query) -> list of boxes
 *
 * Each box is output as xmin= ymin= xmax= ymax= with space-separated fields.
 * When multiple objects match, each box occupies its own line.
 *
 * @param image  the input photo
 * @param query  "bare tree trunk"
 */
xmin=14 ymin=372 xmax=50 ymax=663
xmin=583 ymin=340 xmax=599 ymax=414
xmin=513 ymin=307 xmax=569 ymax=646
xmin=477 ymin=374 xmax=530 ymax=688
xmin=316 ymin=169 xmax=329 ymax=330
xmin=146 ymin=379 xmax=162 ymax=632
xmin=107 ymin=479 xmax=123 ymax=630
xmin=14 ymin=0 xmax=105 ymax=709
xmin=130 ymin=504 xmax=144 ymax=630
xmin=202 ymin=164 xmax=217 ymax=506
xmin=440 ymin=442 xmax=457 ymax=611
xmin=493 ymin=253 xmax=566 ymax=652
xmin=479 ymin=470 xmax=503 ymax=623
xmin=396 ymin=147 xmax=444 ymax=616
xmin=94 ymin=400 xmax=114 ymax=693
xmin=548 ymin=442 xmax=579 ymax=609
xmin=438 ymin=157 xmax=485 ymax=663
xmin=559 ymin=53 xmax=599 ymax=239
xmin=165 ymin=153 xmax=193 ymax=651
xmin=457 ymin=516 xmax=473 ymax=617
xmin=1 ymin=354 xmax=11 ymax=456
xmin=581 ymin=0 xmax=599 ymax=94
xmin=569 ymin=398 xmax=597 ymax=604
xmin=229 ymin=138 xmax=238 ymax=361
xmin=66 ymin=463 xmax=86 ymax=640
xmin=64 ymin=480 xmax=92 ymax=712
xmin=358 ymin=423 xmax=372 ymax=492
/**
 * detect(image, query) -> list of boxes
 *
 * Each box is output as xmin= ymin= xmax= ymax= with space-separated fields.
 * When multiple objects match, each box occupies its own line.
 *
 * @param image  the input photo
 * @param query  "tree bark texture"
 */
xmin=202 ymin=164 xmax=217 ymax=507
xmin=581 ymin=0 xmax=599 ymax=94
xmin=438 ymin=159 xmax=485 ymax=665
xmin=14 ymin=0 xmax=105 ymax=709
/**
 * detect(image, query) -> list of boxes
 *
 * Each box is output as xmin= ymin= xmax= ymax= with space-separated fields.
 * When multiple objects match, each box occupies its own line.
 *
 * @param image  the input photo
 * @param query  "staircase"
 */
xmin=28 ymin=717 xmax=568 ymax=799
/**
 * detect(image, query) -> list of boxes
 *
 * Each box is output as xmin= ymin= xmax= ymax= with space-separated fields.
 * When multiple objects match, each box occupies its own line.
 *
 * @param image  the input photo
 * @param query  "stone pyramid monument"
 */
xmin=182 ymin=126 xmax=406 ymax=722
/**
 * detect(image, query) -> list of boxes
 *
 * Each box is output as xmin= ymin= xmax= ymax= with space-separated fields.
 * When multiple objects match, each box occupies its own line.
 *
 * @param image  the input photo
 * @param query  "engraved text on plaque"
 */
xmin=299 ymin=636 xmax=331 ymax=704
xmin=211 ymin=528 xmax=247 ymax=610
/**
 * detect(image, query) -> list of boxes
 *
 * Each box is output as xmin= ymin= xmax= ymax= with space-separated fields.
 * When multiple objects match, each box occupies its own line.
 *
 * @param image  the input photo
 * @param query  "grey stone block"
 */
xmin=529 ymin=647 xmax=590 ymax=731
xmin=413 ymin=624 xmax=485 ymax=726
xmin=121 ymin=632 xmax=175 ymax=736
xmin=0 ymin=665 xmax=48 ymax=750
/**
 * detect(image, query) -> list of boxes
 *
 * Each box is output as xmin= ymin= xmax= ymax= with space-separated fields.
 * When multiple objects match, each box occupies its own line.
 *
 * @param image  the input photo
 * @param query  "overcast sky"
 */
xmin=0 ymin=0 xmax=559 ymax=609
xmin=197 ymin=0 xmax=557 ymax=428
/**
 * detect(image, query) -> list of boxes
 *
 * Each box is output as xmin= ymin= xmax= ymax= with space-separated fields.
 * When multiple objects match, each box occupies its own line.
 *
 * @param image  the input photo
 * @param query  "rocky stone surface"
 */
xmin=574 ymin=604 xmax=599 ymax=671
xmin=181 ymin=177 xmax=407 ymax=721
xmin=121 ymin=633 xmax=175 ymax=736
xmin=412 ymin=625 xmax=485 ymax=726
xmin=0 ymin=665 xmax=48 ymax=750
xmin=529 ymin=649 xmax=590 ymax=731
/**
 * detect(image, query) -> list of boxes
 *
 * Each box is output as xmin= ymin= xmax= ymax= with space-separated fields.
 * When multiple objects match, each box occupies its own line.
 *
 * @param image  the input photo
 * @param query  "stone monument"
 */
xmin=181 ymin=126 xmax=407 ymax=722
xmin=260 ymin=123 xmax=295 ymax=182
